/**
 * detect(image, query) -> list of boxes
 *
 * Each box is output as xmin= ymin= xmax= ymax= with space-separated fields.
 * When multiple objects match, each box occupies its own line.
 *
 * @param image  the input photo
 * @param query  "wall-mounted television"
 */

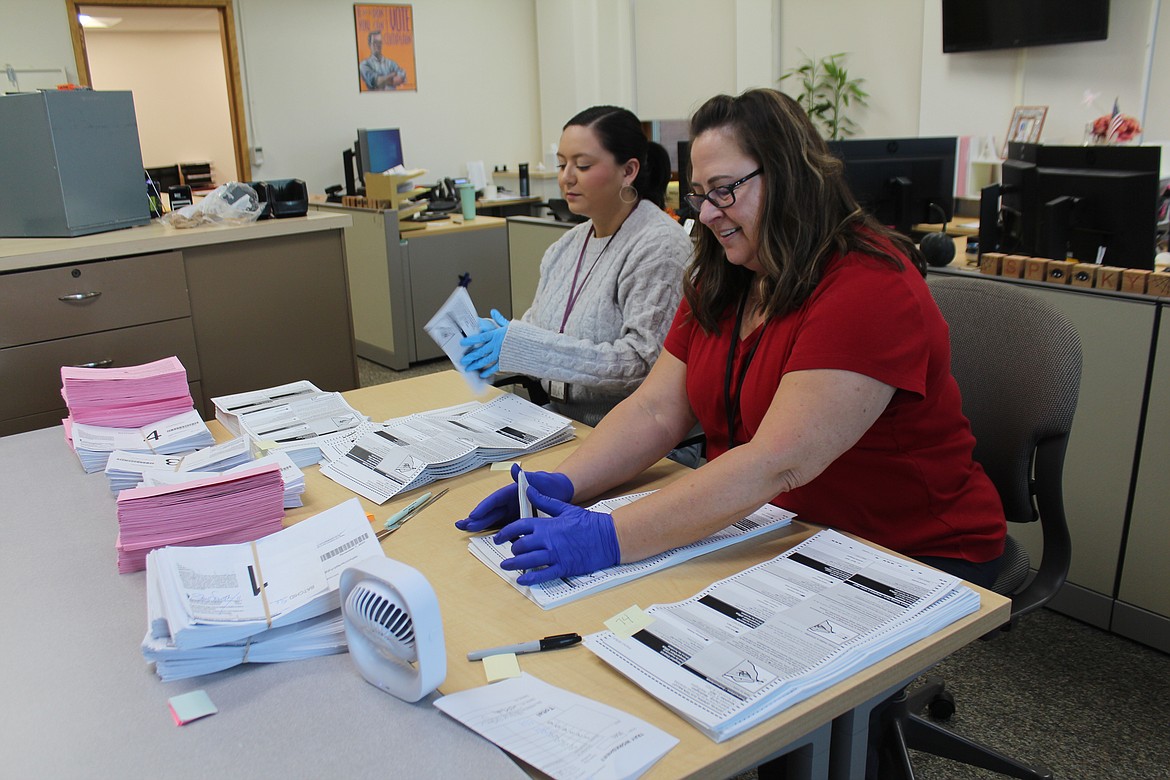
xmin=942 ymin=0 xmax=1110 ymax=53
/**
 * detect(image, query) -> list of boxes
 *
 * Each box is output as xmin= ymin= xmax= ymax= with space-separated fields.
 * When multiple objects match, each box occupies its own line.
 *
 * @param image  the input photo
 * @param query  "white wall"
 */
xmin=779 ymin=0 xmax=925 ymax=139
xmin=85 ymin=30 xmax=238 ymax=181
xmin=1 ymin=0 xmax=78 ymax=86
xmin=918 ymin=0 xmax=1161 ymax=147
xmin=236 ymin=0 xmax=541 ymax=191
xmin=3 ymin=0 xmax=1166 ymax=192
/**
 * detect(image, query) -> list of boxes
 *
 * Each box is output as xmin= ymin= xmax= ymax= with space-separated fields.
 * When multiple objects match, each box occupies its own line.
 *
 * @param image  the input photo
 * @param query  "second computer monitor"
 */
xmin=827 ymin=137 xmax=957 ymax=236
xmin=357 ymin=128 xmax=404 ymax=180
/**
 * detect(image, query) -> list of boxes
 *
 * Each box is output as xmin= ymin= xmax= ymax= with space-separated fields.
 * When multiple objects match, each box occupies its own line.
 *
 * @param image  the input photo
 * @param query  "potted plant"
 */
xmin=780 ymin=52 xmax=869 ymax=140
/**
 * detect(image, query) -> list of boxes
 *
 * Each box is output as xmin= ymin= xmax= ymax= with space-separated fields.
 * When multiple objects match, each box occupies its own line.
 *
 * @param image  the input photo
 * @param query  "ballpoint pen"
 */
xmin=377 ymin=488 xmax=449 ymax=539
xmin=384 ymin=491 xmax=432 ymax=530
xmin=466 ymin=633 xmax=582 ymax=661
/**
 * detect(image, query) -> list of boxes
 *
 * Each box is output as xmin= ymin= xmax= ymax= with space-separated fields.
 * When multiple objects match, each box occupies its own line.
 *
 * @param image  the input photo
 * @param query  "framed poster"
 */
xmin=354 ymin=4 xmax=417 ymax=92
xmin=1002 ymin=105 xmax=1048 ymax=157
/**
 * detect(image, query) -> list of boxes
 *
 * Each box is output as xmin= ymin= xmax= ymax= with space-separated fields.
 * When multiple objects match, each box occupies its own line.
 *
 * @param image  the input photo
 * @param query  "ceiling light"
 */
xmin=79 ymin=14 xmax=122 ymax=28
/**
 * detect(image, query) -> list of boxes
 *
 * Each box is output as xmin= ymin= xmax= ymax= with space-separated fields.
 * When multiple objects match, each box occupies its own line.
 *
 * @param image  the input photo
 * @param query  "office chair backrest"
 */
xmin=927 ymin=274 xmax=1081 ymax=614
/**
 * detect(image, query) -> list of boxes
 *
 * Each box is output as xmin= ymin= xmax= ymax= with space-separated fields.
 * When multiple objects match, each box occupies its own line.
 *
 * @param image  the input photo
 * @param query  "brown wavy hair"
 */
xmin=683 ymin=88 xmax=926 ymax=332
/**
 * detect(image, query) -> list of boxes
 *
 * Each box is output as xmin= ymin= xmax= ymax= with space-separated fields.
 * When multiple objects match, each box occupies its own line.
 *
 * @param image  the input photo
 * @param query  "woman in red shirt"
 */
xmin=459 ymin=88 xmax=1006 ymax=589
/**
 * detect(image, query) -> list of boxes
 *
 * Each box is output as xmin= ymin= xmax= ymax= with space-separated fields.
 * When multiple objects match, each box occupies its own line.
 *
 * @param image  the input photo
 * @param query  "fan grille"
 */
xmin=347 ymin=583 xmax=415 ymax=650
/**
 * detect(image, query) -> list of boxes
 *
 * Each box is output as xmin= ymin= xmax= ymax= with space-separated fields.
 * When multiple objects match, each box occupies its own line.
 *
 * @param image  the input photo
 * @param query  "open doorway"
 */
xmin=64 ymin=0 xmax=251 ymax=183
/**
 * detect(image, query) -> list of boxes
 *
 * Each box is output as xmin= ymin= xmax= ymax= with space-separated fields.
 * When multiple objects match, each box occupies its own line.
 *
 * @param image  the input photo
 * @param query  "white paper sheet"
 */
xmin=434 ymin=673 xmax=678 ymax=780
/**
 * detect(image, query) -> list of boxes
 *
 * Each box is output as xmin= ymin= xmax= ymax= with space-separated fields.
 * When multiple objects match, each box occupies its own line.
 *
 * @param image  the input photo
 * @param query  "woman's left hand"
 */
xmin=493 ymin=487 xmax=620 ymax=585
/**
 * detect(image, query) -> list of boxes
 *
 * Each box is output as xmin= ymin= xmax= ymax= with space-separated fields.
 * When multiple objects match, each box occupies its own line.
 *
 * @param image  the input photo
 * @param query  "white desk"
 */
xmin=0 ymin=424 xmax=525 ymax=779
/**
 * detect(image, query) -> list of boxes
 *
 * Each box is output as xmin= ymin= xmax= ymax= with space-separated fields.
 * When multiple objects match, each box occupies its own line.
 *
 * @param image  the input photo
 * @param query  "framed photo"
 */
xmin=1002 ymin=105 xmax=1048 ymax=157
xmin=354 ymin=4 xmax=417 ymax=92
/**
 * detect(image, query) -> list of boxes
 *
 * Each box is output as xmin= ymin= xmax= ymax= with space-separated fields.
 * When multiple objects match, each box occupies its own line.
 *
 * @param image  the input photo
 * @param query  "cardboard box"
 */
xmin=1146 ymin=272 xmax=1170 ymax=297
xmin=1023 ymin=257 xmax=1049 ymax=282
xmin=1045 ymin=260 xmax=1073 ymax=284
xmin=1121 ymin=269 xmax=1152 ymax=294
xmin=1000 ymin=255 xmax=1028 ymax=278
xmin=1069 ymin=264 xmax=1097 ymax=288
xmin=1095 ymin=266 xmax=1124 ymax=290
xmin=979 ymin=252 xmax=1004 ymax=275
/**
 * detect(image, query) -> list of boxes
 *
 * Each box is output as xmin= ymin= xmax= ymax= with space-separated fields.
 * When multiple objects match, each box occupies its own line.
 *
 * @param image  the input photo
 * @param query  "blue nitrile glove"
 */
xmin=459 ymin=309 xmax=510 ymax=379
xmin=493 ymin=487 xmax=621 ymax=586
xmin=455 ymin=463 xmax=573 ymax=532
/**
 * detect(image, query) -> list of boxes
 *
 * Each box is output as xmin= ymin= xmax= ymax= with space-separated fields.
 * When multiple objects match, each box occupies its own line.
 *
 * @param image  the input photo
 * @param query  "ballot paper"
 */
xmin=143 ymin=498 xmax=383 ymax=652
xmin=60 ymin=356 xmax=194 ymax=428
xmin=211 ymin=380 xmax=324 ymax=435
xmin=104 ymin=437 xmax=253 ymax=493
xmin=469 ymin=491 xmax=796 ymax=609
xmin=320 ymin=394 xmax=575 ymax=504
xmin=211 ymin=382 xmax=368 ymax=467
xmin=583 ymin=529 xmax=981 ymax=743
xmin=423 ymin=285 xmax=488 ymax=394
xmin=69 ymin=409 xmax=215 ymax=473
xmin=434 ymin=673 xmax=678 ymax=780
xmin=114 ymin=462 xmax=286 ymax=573
xmin=141 ymin=451 xmax=306 ymax=509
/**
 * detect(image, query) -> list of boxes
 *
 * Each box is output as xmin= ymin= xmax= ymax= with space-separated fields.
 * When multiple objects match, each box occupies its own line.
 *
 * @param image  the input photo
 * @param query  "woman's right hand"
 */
xmin=455 ymin=463 xmax=574 ymax=532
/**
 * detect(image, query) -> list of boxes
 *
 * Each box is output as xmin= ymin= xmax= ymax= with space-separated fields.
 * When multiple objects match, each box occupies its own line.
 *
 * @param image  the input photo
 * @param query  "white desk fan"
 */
xmin=340 ymin=557 xmax=446 ymax=702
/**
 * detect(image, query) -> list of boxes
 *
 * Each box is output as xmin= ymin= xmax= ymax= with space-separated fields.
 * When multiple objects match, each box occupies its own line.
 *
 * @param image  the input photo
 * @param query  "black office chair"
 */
xmin=874 ymin=274 xmax=1082 ymax=780
xmin=493 ymin=374 xmax=550 ymax=406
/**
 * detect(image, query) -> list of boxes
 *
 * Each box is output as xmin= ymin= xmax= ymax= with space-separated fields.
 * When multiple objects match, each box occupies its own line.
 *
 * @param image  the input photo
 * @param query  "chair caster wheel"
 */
xmin=928 ymin=690 xmax=956 ymax=720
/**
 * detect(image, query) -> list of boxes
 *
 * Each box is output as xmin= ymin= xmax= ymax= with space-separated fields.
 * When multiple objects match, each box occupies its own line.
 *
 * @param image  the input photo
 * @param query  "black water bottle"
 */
xmin=519 ymin=163 xmax=530 ymax=197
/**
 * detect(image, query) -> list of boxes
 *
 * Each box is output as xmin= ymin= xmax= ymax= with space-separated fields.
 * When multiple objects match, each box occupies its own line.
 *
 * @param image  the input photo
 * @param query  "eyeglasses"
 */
xmin=684 ymin=168 xmax=762 ymax=212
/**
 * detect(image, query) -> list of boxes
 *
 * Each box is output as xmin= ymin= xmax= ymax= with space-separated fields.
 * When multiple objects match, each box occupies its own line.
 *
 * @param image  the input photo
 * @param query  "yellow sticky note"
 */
xmin=490 ymin=461 xmax=519 ymax=472
xmin=605 ymin=605 xmax=654 ymax=638
xmin=482 ymin=652 xmax=522 ymax=682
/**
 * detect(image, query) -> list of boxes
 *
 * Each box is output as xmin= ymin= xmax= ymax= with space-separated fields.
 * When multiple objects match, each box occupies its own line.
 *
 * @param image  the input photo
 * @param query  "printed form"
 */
xmin=434 ymin=673 xmax=677 ymax=780
xmin=584 ymin=529 xmax=980 ymax=742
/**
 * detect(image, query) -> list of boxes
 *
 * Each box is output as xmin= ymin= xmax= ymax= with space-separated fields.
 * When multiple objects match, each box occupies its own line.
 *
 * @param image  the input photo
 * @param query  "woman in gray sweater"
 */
xmin=461 ymin=106 xmax=693 ymax=427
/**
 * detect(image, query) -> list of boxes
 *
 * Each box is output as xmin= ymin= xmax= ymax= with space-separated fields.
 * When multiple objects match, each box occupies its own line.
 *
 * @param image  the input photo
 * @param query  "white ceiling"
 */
xmin=80 ymin=6 xmax=221 ymax=33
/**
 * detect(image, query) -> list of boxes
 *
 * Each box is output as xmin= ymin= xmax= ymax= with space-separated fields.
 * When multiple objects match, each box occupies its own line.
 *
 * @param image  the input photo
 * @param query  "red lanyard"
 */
xmin=559 ymin=223 xmax=623 ymax=333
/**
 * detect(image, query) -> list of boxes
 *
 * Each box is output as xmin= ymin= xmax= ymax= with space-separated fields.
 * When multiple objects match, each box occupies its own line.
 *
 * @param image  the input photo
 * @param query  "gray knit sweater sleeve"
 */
xmin=497 ymin=201 xmax=691 ymax=408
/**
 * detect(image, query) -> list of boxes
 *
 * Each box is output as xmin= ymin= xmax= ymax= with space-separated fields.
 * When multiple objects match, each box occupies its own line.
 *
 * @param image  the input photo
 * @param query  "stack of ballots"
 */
xmin=103 ymin=436 xmax=253 ymax=493
xmin=211 ymin=380 xmax=367 ymax=468
xmin=141 ymin=499 xmax=383 ymax=681
xmin=319 ymin=393 xmax=575 ymax=504
xmin=114 ymin=462 xmax=285 ymax=574
xmin=136 ymin=451 xmax=306 ymax=510
xmin=61 ymin=356 xmax=194 ymax=427
xmin=66 ymin=409 xmax=215 ymax=473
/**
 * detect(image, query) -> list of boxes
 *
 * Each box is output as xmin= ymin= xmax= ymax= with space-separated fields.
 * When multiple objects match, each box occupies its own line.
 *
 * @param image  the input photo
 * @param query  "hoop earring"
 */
xmin=619 ymin=183 xmax=638 ymax=204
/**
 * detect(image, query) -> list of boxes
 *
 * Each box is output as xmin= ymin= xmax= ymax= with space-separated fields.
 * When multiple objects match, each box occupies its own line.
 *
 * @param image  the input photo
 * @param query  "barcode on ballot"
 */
xmin=321 ymin=533 xmax=369 ymax=562
xmin=733 ymin=516 xmax=761 ymax=530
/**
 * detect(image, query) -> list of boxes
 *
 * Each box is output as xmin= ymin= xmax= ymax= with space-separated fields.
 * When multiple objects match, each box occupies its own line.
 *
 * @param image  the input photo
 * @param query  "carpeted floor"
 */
xmin=359 ymin=357 xmax=1170 ymax=779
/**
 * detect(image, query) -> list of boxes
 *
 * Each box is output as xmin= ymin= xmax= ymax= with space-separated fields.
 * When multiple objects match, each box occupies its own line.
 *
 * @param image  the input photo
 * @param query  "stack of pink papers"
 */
xmin=114 ymin=463 xmax=286 ymax=574
xmin=61 ymin=356 xmax=194 ymax=428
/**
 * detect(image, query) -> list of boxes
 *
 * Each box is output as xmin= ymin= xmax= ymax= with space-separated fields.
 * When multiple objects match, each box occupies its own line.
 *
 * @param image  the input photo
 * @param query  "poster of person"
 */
xmin=354 ymin=4 xmax=417 ymax=92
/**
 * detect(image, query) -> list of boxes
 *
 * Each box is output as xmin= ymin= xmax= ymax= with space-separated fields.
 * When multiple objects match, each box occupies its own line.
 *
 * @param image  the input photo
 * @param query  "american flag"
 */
xmin=1107 ymin=98 xmax=1125 ymax=141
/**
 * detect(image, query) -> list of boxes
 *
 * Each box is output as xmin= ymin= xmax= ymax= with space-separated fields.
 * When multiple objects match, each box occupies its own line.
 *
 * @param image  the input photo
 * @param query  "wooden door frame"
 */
xmin=64 ymin=0 xmax=251 ymax=182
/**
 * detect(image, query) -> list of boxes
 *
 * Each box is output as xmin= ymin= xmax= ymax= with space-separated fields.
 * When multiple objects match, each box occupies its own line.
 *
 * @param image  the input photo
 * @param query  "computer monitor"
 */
xmin=991 ymin=143 xmax=1160 ymax=269
xmin=357 ymin=127 xmax=404 ymax=179
xmin=826 ymin=137 xmax=957 ymax=236
xmin=341 ymin=128 xmax=405 ymax=197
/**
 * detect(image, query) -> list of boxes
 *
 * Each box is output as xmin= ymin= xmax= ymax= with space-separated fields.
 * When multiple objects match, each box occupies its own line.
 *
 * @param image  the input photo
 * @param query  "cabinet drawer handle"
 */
xmin=74 ymin=359 xmax=114 ymax=368
xmin=58 ymin=291 xmax=103 ymax=302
